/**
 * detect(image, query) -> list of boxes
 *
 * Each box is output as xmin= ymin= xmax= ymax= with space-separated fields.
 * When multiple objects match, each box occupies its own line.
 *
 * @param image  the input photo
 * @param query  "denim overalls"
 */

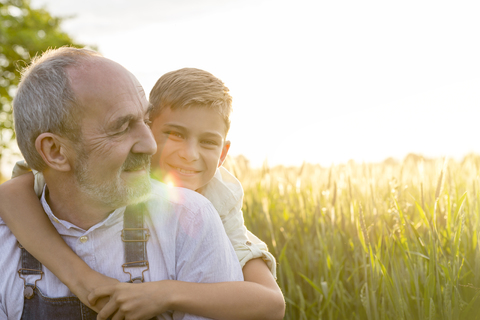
xmin=17 ymin=203 xmax=151 ymax=320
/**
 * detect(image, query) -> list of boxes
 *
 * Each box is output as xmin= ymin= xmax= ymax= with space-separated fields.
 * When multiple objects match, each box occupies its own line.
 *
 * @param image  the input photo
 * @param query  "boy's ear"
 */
xmin=35 ymin=133 xmax=73 ymax=172
xmin=218 ymin=140 xmax=231 ymax=167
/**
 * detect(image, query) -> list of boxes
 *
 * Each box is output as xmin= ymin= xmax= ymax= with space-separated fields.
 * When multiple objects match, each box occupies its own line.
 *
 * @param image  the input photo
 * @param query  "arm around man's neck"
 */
xmin=0 ymin=172 xmax=118 ymax=313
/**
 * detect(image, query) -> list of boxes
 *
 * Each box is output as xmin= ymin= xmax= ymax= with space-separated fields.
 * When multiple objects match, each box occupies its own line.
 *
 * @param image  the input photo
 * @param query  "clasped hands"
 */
xmin=73 ymin=272 xmax=174 ymax=320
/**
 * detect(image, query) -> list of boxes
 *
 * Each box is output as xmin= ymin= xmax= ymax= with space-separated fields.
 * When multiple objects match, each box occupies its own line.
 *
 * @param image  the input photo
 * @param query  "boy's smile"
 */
xmin=150 ymin=106 xmax=230 ymax=192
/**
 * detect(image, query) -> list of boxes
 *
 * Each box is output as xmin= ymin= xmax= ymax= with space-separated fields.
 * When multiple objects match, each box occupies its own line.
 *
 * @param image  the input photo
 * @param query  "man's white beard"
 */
xmin=74 ymin=149 xmax=152 ymax=208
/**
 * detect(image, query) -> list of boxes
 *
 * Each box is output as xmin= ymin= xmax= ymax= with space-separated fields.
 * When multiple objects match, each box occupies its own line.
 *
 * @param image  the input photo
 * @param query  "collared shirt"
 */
xmin=12 ymin=161 xmax=277 ymax=277
xmin=0 ymin=179 xmax=243 ymax=320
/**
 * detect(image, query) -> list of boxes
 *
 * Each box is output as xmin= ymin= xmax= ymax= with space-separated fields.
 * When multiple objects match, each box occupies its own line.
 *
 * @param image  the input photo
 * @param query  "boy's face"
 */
xmin=150 ymin=106 xmax=230 ymax=192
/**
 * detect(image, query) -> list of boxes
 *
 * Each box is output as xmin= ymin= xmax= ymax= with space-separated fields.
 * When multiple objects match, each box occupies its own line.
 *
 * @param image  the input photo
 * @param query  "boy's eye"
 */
xmin=202 ymin=140 xmax=218 ymax=146
xmin=165 ymin=131 xmax=184 ymax=139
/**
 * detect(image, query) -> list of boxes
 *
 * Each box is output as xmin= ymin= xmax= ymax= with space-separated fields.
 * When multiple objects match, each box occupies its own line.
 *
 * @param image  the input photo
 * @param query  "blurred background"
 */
xmin=1 ymin=0 xmax=480 ymax=179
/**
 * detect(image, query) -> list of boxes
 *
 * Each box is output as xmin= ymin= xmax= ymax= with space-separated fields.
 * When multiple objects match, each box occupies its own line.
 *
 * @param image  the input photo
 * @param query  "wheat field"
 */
xmin=225 ymin=154 xmax=480 ymax=320
xmin=2 ymin=154 xmax=480 ymax=319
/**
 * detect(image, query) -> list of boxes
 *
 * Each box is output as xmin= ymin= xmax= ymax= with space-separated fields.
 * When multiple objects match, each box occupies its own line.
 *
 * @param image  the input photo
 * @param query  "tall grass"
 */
xmin=225 ymin=154 xmax=480 ymax=319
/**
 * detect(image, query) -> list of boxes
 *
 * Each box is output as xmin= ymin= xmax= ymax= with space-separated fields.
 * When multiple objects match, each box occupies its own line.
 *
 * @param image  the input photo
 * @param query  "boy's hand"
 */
xmin=88 ymin=281 xmax=175 ymax=320
xmin=68 ymin=270 xmax=120 ymax=313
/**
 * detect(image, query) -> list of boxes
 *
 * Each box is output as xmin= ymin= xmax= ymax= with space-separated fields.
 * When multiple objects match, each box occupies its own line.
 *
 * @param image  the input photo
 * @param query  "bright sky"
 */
xmin=6 ymin=0 xmax=480 ymax=171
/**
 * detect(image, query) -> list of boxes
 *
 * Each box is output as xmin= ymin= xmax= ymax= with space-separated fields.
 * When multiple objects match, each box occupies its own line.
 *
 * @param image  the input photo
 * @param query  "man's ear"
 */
xmin=35 ymin=133 xmax=72 ymax=172
xmin=218 ymin=140 xmax=231 ymax=167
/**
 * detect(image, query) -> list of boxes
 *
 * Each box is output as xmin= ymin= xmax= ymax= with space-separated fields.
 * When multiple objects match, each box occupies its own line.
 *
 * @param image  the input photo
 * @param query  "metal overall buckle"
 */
xmin=121 ymin=227 xmax=150 ymax=242
xmin=17 ymin=242 xmax=44 ymax=299
xmin=122 ymin=261 xmax=149 ymax=283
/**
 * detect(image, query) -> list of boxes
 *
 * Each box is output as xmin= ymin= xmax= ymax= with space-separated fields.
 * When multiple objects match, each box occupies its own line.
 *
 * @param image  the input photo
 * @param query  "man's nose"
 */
xmin=132 ymin=121 xmax=157 ymax=155
xmin=179 ymin=140 xmax=199 ymax=162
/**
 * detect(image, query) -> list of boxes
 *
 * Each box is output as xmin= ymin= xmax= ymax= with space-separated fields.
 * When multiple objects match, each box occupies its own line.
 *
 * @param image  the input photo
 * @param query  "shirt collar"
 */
xmin=40 ymin=185 xmax=125 ymax=235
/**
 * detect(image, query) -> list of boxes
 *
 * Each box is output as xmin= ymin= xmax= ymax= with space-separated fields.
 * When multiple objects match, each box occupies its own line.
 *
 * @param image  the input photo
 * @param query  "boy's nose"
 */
xmin=179 ymin=141 xmax=199 ymax=162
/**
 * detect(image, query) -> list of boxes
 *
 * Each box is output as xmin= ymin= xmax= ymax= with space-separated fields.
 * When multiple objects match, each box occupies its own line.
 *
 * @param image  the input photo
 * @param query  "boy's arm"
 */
xmin=211 ymin=167 xmax=277 ymax=276
xmin=171 ymin=258 xmax=285 ymax=320
xmin=172 ymin=200 xmax=284 ymax=320
xmin=245 ymin=230 xmax=278 ymax=276
xmin=0 ymin=173 xmax=118 ymax=312
xmin=90 ymin=258 xmax=285 ymax=320
xmin=90 ymin=202 xmax=285 ymax=320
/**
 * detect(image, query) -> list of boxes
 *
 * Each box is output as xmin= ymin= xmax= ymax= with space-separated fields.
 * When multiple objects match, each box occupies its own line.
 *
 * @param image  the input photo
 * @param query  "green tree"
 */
xmin=0 ymin=0 xmax=83 ymax=177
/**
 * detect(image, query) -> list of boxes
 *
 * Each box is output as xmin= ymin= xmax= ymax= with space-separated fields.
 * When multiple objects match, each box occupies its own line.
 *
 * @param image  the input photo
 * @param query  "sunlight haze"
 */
xmin=7 ymin=0 xmax=480 ymax=171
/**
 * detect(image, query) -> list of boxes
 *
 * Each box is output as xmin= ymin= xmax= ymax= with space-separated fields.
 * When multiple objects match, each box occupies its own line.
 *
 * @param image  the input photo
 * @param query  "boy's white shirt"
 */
xmin=12 ymin=161 xmax=277 ymax=278
xmin=202 ymin=166 xmax=276 ymax=277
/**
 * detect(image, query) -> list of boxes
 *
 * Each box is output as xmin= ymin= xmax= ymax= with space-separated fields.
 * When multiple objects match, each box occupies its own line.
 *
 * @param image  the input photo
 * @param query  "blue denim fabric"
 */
xmin=21 ymin=286 xmax=98 ymax=320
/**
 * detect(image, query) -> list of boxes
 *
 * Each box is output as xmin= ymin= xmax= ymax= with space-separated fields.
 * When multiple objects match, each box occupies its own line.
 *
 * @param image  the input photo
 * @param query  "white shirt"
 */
xmin=12 ymin=161 xmax=277 ymax=277
xmin=0 ymin=179 xmax=243 ymax=320
xmin=203 ymin=167 xmax=277 ymax=277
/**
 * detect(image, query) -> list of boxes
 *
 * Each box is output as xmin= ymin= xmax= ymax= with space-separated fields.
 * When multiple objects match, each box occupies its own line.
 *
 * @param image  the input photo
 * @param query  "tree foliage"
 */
xmin=0 ymin=0 xmax=82 ymax=158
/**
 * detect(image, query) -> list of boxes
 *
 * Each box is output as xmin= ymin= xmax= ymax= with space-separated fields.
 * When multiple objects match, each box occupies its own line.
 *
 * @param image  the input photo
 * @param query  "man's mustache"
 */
xmin=121 ymin=154 xmax=151 ymax=172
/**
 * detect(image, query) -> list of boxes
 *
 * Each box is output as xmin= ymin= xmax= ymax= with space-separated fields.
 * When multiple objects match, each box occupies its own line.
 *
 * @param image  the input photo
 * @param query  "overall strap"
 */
xmin=122 ymin=202 xmax=150 ymax=283
xmin=17 ymin=243 xmax=44 ymax=299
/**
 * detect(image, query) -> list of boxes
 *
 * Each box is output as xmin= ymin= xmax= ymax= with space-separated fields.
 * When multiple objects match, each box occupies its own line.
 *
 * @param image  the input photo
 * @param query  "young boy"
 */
xmin=0 ymin=68 xmax=284 ymax=319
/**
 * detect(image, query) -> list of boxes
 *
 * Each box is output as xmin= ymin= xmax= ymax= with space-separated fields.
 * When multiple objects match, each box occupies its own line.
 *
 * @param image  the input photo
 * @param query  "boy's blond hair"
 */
xmin=149 ymin=68 xmax=233 ymax=134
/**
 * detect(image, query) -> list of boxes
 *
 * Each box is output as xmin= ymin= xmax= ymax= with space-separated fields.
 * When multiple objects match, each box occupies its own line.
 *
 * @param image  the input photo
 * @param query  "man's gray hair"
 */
xmin=13 ymin=47 xmax=102 ymax=171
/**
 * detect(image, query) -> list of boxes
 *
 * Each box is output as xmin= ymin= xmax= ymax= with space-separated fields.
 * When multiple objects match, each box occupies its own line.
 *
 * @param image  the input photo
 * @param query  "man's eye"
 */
xmin=117 ymin=124 xmax=130 ymax=134
xmin=144 ymin=119 xmax=152 ymax=125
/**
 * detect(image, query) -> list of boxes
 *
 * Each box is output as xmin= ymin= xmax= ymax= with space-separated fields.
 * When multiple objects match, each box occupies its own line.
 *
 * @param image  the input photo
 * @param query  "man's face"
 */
xmin=68 ymin=58 xmax=157 ymax=208
xmin=150 ymin=106 xmax=230 ymax=192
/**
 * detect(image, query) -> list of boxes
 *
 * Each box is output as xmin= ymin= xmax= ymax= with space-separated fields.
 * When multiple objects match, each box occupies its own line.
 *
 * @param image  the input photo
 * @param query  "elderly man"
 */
xmin=0 ymin=47 xmax=243 ymax=319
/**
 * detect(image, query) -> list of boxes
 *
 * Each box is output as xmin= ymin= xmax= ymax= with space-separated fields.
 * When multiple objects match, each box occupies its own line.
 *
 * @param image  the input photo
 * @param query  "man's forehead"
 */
xmin=65 ymin=58 xmax=150 ymax=133
xmin=67 ymin=58 xmax=145 ymax=103
xmin=66 ymin=56 xmax=109 ymax=83
xmin=69 ymin=57 xmax=130 ymax=83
